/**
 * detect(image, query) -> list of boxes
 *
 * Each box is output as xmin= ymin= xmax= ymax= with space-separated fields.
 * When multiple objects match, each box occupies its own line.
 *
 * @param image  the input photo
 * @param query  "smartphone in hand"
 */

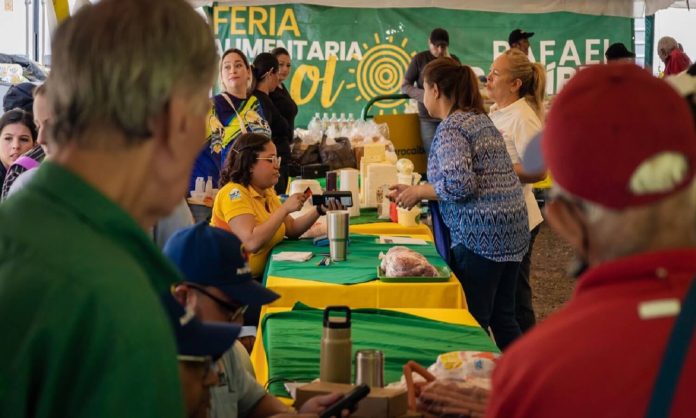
xmin=319 ymin=384 xmax=370 ymax=418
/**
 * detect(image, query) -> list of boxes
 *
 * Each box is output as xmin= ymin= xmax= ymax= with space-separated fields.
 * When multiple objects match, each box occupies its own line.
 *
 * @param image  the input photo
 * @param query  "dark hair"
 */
xmin=219 ymin=133 xmax=272 ymax=186
xmin=422 ymin=58 xmax=484 ymax=115
xmin=251 ymin=53 xmax=278 ymax=91
xmin=221 ymin=48 xmax=250 ymax=70
xmin=271 ymin=47 xmax=290 ymax=58
xmin=0 ymin=108 xmax=38 ymax=142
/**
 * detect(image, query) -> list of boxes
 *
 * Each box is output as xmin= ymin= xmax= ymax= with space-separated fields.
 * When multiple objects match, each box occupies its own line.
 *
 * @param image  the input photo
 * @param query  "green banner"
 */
xmin=208 ymin=5 xmax=632 ymax=127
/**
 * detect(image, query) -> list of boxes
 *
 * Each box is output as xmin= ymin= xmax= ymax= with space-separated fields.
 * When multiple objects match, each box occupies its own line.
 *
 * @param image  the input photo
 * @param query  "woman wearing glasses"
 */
xmin=212 ymin=133 xmax=335 ymax=280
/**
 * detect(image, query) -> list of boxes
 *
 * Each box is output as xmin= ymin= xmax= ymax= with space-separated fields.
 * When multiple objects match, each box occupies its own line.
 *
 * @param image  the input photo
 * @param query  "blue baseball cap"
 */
xmin=163 ymin=222 xmax=280 ymax=307
xmin=162 ymin=294 xmax=240 ymax=360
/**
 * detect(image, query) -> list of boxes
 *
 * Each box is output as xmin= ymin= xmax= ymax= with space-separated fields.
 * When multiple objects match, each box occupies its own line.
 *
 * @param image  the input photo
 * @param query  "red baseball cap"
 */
xmin=542 ymin=63 xmax=696 ymax=209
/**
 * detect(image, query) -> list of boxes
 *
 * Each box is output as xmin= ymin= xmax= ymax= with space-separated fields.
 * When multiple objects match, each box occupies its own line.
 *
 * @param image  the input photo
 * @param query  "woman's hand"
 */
xmin=321 ymin=198 xmax=345 ymax=214
xmin=387 ymin=184 xmax=409 ymax=201
xmin=282 ymin=192 xmax=307 ymax=214
xmin=392 ymin=184 xmax=422 ymax=210
xmin=417 ymin=380 xmax=490 ymax=418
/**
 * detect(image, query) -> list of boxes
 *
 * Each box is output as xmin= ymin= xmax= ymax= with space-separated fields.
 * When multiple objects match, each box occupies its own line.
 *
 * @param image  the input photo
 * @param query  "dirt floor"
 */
xmin=528 ymin=222 xmax=577 ymax=322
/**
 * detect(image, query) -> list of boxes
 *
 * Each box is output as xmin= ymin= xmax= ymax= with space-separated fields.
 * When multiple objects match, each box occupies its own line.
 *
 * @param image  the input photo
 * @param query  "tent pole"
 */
xmin=645 ymin=14 xmax=655 ymax=73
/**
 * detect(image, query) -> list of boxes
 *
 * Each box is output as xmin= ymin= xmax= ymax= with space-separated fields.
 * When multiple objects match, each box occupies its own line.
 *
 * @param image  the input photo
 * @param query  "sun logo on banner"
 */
xmin=346 ymin=33 xmax=416 ymax=115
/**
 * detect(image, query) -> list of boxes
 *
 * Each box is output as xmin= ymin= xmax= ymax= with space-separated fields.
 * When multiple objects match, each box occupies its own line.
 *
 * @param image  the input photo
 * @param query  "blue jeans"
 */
xmin=419 ymin=118 xmax=439 ymax=155
xmin=451 ymin=244 xmax=522 ymax=350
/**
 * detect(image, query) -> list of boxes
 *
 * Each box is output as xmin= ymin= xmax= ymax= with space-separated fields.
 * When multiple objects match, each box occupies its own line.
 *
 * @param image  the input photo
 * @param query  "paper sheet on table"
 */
xmin=378 ymin=236 xmax=428 ymax=245
xmin=272 ymin=251 xmax=314 ymax=262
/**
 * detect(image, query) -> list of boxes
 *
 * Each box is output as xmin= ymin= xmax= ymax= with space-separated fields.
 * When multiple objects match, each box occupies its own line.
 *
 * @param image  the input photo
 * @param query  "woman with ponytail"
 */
xmin=487 ymin=48 xmax=547 ymax=333
xmin=389 ymin=57 xmax=528 ymax=351
xmin=252 ymin=52 xmax=292 ymax=195
xmin=190 ymin=48 xmax=270 ymax=191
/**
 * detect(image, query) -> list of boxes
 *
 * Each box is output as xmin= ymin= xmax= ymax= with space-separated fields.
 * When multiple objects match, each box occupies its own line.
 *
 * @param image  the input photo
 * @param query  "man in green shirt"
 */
xmin=0 ymin=0 xmax=217 ymax=417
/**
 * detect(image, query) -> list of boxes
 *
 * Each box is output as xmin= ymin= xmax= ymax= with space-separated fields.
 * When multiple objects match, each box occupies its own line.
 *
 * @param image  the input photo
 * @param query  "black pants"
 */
xmin=451 ymin=244 xmax=522 ymax=351
xmin=516 ymin=226 xmax=540 ymax=333
xmin=274 ymin=164 xmax=289 ymax=196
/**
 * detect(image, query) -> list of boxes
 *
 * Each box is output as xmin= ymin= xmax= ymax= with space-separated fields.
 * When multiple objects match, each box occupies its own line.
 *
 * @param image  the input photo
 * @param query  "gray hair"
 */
xmin=550 ymin=179 xmax=696 ymax=262
xmin=658 ymin=36 xmax=679 ymax=54
xmin=48 ymin=0 xmax=217 ymax=148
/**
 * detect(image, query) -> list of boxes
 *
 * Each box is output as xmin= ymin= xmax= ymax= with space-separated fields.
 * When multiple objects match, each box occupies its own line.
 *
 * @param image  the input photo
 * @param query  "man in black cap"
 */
xmin=508 ymin=29 xmax=534 ymax=55
xmin=165 ymin=223 xmax=346 ymax=418
xmin=605 ymin=42 xmax=635 ymax=62
xmin=401 ymin=28 xmax=460 ymax=155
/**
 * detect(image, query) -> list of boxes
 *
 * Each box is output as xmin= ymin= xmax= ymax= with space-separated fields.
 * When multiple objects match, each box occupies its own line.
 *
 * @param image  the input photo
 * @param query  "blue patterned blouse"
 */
xmin=428 ymin=111 xmax=529 ymax=262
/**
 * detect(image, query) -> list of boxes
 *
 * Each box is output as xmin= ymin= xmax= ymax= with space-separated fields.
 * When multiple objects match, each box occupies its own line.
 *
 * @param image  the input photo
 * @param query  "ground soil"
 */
xmin=529 ymin=222 xmax=577 ymax=322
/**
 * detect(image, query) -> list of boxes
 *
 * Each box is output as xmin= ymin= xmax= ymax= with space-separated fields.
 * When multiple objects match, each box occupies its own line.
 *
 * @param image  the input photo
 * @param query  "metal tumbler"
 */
xmin=355 ymin=349 xmax=384 ymax=387
xmin=327 ymin=210 xmax=349 ymax=261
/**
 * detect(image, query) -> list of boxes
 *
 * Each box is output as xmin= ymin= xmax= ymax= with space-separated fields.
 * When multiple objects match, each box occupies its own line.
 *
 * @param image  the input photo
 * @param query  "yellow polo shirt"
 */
xmin=211 ymin=182 xmax=286 ymax=278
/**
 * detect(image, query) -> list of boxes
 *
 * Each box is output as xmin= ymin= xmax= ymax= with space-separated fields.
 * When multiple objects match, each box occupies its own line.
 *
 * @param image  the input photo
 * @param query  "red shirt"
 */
xmin=486 ymin=249 xmax=696 ymax=418
xmin=665 ymin=49 xmax=692 ymax=76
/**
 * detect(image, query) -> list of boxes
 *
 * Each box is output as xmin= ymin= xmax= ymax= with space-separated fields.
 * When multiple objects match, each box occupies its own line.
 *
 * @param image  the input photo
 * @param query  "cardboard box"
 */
xmin=295 ymin=382 xmax=408 ymax=418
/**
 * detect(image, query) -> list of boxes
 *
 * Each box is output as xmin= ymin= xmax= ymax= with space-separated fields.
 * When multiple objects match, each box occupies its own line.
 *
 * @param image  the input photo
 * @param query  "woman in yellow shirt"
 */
xmin=211 ymin=133 xmax=334 ymax=279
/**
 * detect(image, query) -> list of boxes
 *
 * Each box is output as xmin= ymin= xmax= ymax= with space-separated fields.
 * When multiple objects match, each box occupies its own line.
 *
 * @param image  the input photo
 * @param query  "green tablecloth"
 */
xmin=262 ymin=303 xmax=499 ymax=397
xmin=264 ymin=234 xmax=447 ymax=285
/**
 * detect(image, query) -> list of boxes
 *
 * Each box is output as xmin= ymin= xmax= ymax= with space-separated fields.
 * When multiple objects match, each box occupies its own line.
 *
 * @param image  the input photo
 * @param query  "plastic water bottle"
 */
xmin=205 ymin=176 xmax=213 ymax=196
xmin=194 ymin=177 xmax=205 ymax=194
xmin=322 ymin=112 xmax=330 ymax=132
xmin=339 ymin=112 xmax=346 ymax=129
xmin=330 ymin=113 xmax=338 ymax=129
xmin=347 ymin=113 xmax=355 ymax=130
xmin=308 ymin=112 xmax=321 ymax=131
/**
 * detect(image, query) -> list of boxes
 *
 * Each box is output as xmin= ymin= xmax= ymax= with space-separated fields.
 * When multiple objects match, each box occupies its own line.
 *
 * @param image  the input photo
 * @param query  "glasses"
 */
xmin=186 ymin=283 xmax=248 ymax=322
xmin=257 ymin=155 xmax=281 ymax=167
xmin=177 ymin=355 xmax=217 ymax=382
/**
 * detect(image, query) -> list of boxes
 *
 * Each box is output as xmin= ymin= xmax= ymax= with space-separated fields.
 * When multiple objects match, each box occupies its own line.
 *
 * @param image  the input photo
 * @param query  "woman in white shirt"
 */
xmin=486 ymin=48 xmax=547 ymax=332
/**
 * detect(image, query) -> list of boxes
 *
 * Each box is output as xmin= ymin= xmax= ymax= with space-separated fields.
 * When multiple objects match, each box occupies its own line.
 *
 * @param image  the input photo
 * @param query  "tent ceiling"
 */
xmin=189 ymin=0 xmax=685 ymax=18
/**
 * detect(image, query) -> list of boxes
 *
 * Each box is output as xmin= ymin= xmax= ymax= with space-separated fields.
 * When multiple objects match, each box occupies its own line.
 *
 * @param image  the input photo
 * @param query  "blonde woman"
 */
xmin=486 ymin=48 xmax=546 ymax=332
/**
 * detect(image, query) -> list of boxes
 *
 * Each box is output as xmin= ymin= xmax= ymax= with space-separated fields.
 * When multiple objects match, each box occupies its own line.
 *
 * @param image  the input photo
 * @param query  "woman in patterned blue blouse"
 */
xmin=389 ymin=58 xmax=529 ymax=350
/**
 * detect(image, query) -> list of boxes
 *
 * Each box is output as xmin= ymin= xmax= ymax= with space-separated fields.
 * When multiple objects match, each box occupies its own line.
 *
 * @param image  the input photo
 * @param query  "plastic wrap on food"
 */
xmin=379 ymin=246 xmax=438 ymax=277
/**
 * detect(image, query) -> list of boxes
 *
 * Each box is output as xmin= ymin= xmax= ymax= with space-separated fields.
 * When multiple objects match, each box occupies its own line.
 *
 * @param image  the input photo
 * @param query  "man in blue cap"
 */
xmin=165 ymin=223 xmax=346 ymax=418
xmin=163 ymin=294 xmax=241 ymax=418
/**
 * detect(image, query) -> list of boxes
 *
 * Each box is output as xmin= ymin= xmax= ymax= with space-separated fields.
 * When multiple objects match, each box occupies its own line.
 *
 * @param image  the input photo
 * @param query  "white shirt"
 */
xmin=489 ymin=98 xmax=544 ymax=230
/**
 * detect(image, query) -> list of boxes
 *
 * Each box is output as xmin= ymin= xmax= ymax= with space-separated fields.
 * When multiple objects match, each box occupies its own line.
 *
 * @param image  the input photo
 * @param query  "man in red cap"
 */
xmin=486 ymin=64 xmax=696 ymax=417
xmin=415 ymin=64 xmax=696 ymax=418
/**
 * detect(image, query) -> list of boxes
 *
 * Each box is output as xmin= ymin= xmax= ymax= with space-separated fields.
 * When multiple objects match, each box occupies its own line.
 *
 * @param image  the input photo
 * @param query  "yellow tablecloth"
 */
xmin=265 ymin=225 xmax=463 ymax=310
xmin=250 ymin=307 xmax=480 ymax=389
xmin=266 ymin=275 xmax=464 ymax=309
xmin=349 ymin=221 xmax=432 ymax=239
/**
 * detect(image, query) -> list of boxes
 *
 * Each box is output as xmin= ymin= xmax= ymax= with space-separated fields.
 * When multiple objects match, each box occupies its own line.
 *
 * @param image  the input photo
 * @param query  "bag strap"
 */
xmin=220 ymin=92 xmax=248 ymax=134
xmin=645 ymin=275 xmax=696 ymax=418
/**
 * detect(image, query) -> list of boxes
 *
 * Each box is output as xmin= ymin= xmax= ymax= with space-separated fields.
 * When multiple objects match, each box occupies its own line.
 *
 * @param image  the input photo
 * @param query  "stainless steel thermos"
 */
xmin=319 ymin=306 xmax=352 ymax=383
xmin=355 ymin=349 xmax=384 ymax=387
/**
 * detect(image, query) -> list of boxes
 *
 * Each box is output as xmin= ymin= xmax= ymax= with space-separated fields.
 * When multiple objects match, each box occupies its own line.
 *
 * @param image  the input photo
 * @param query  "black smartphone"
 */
xmin=319 ymin=384 xmax=371 ymax=418
xmin=311 ymin=191 xmax=353 ymax=208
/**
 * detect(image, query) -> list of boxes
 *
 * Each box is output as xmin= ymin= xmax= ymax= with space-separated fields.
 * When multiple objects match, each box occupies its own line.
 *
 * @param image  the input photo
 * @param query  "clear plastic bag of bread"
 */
xmin=401 ymin=351 xmax=501 ymax=410
xmin=379 ymin=246 xmax=439 ymax=277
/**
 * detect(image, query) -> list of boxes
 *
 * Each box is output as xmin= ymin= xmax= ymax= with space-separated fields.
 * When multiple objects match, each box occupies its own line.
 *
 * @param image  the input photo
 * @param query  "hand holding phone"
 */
xmin=311 ymin=191 xmax=353 ymax=208
xmin=318 ymin=384 xmax=370 ymax=418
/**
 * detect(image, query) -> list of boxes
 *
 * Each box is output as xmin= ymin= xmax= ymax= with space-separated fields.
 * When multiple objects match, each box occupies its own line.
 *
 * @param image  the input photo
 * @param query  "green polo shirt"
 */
xmin=0 ymin=162 xmax=185 ymax=418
